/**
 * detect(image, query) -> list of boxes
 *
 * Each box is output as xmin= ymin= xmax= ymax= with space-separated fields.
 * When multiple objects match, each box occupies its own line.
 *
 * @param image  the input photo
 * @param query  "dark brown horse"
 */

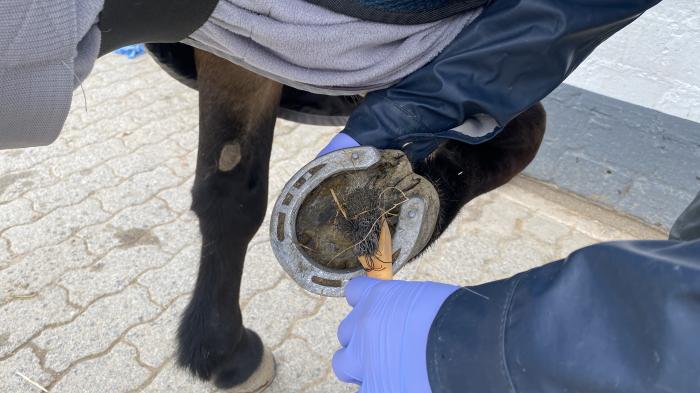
xmin=173 ymin=47 xmax=546 ymax=390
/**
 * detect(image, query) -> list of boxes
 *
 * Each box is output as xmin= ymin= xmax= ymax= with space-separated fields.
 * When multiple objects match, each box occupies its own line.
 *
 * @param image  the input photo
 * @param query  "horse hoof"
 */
xmin=220 ymin=346 xmax=275 ymax=392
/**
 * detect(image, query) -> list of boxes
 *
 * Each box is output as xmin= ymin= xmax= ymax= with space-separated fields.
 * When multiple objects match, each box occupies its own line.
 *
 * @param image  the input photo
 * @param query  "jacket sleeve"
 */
xmin=426 ymin=239 xmax=700 ymax=393
xmin=342 ymin=0 xmax=662 ymax=161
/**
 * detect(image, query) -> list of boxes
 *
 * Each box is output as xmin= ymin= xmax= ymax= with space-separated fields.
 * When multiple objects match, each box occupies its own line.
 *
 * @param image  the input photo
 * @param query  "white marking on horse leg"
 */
xmin=218 ymin=142 xmax=242 ymax=172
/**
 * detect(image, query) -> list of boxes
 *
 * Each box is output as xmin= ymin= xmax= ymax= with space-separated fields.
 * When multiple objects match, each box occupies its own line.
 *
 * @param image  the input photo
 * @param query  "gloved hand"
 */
xmin=317 ymin=132 xmax=360 ymax=157
xmin=333 ymin=277 xmax=459 ymax=393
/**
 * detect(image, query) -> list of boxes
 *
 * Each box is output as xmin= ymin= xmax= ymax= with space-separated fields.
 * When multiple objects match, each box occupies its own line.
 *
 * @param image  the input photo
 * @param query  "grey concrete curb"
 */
xmin=527 ymin=84 xmax=700 ymax=230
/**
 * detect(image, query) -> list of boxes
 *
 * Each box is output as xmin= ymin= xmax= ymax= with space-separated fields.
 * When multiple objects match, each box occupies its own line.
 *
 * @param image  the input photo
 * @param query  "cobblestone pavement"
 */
xmin=0 ymin=55 xmax=666 ymax=392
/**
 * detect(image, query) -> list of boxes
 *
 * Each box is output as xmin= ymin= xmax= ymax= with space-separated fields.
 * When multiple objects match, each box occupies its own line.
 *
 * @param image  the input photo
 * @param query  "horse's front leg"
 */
xmin=414 ymin=103 xmax=547 ymax=241
xmin=177 ymin=49 xmax=282 ymax=390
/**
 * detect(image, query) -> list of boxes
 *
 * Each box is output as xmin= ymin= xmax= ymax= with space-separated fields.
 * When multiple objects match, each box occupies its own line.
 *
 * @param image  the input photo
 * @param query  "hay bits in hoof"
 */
xmin=332 ymin=187 xmax=400 ymax=279
xmin=295 ymin=149 xmax=432 ymax=272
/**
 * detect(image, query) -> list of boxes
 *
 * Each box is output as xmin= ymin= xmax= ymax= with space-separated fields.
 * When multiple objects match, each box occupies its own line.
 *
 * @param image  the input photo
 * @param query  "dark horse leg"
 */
xmin=177 ymin=49 xmax=282 ymax=390
xmin=414 ymin=103 xmax=547 ymax=242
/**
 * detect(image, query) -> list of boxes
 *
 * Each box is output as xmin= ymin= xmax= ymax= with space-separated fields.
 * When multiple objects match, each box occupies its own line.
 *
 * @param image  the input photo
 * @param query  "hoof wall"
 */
xmin=222 ymin=347 xmax=275 ymax=392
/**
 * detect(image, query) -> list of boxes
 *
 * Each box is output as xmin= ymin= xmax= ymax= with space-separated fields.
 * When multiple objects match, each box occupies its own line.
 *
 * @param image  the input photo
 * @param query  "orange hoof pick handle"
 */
xmin=358 ymin=218 xmax=394 ymax=280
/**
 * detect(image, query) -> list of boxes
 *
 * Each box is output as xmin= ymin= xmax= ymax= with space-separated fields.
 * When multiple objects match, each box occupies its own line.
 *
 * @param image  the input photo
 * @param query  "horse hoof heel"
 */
xmin=218 ymin=347 xmax=275 ymax=392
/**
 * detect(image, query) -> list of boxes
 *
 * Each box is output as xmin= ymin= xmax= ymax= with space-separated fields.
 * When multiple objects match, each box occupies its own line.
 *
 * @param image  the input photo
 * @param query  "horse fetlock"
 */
xmin=176 ymin=303 xmax=263 ymax=383
xmin=222 ymin=346 xmax=275 ymax=393
xmin=176 ymin=303 xmax=235 ymax=380
xmin=212 ymin=329 xmax=272 ymax=390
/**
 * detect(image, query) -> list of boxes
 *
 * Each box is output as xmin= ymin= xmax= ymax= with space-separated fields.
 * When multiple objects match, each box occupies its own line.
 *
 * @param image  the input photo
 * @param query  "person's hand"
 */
xmin=333 ymin=277 xmax=459 ymax=393
xmin=317 ymin=132 xmax=360 ymax=157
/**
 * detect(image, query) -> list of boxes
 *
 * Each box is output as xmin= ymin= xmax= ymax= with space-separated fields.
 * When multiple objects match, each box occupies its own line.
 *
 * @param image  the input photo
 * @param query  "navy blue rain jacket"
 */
xmin=426 ymin=191 xmax=700 ymax=392
xmin=341 ymin=0 xmax=664 ymax=160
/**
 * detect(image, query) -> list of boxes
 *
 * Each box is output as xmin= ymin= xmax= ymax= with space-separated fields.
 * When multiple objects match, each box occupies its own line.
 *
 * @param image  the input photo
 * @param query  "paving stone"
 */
xmin=492 ymin=236 xmax=555 ymax=279
xmin=70 ymin=85 xmax=184 ymax=129
xmin=168 ymin=128 xmax=199 ymax=152
xmin=0 ymin=237 xmax=95 ymax=303
xmin=0 ymin=348 xmax=53 ymax=393
xmin=292 ymin=298 xmax=349 ymax=360
xmin=415 ymin=237 xmax=499 ymax=287
xmin=24 ymin=165 xmax=119 ymax=214
xmin=435 ymin=210 xmax=464 ymax=242
xmin=62 ymin=111 xmax=141 ymax=149
xmin=4 ymin=199 xmax=110 ymax=255
xmin=80 ymin=69 xmax=165 ymax=106
xmin=86 ymin=91 xmax=190 ymax=127
xmin=34 ymin=286 xmax=160 ymax=372
xmin=121 ymin=117 xmax=192 ymax=151
xmin=558 ymin=231 xmax=601 ymax=256
xmin=476 ymin=196 xmax=532 ymax=233
xmin=273 ymin=119 xmax=302 ymax=136
xmin=0 ymin=169 xmax=56 ymax=205
xmin=268 ymin=155 xmax=314 ymax=197
xmin=451 ymin=219 xmax=503 ymax=261
xmin=393 ymin=253 xmax=421 ymax=281
xmin=125 ymin=296 xmax=189 ymax=368
xmin=268 ymin=143 xmax=302 ymax=166
xmin=106 ymin=140 xmax=188 ymax=179
xmin=156 ymin=177 xmax=193 ymax=214
xmin=93 ymin=167 xmax=182 ymax=213
xmin=243 ymin=279 xmax=321 ymax=349
xmin=0 ymin=238 xmax=11 ymax=268
xmin=252 ymin=217 xmax=271 ymax=242
xmin=459 ymin=192 xmax=497 ymax=219
xmin=240 ymin=241 xmax=285 ymax=304
xmin=59 ymin=246 xmax=172 ymax=307
xmin=45 ymin=139 xmax=129 ymax=178
xmin=51 ymin=343 xmax=151 ymax=393
xmin=0 ymin=286 xmax=78 ymax=358
xmin=266 ymin=338 xmax=326 ymax=393
xmin=276 ymin=125 xmax=338 ymax=159
xmin=494 ymin=184 xmax=634 ymax=241
xmin=414 ymin=211 xmax=506 ymax=285
xmin=87 ymin=56 xmax=156 ymax=86
xmin=151 ymin=214 xmax=200 ymax=254
xmin=141 ymin=359 xmax=214 ymax=393
xmin=68 ymin=85 xmax=192 ymax=139
xmin=521 ymin=213 xmax=573 ymax=245
xmin=77 ymin=199 xmax=177 ymax=255
xmin=305 ymin=373 xmax=357 ymax=393
xmin=575 ymin=217 xmax=636 ymax=241
xmin=0 ymin=198 xmax=39 ymax=231
xmin=137 ymin=246 xmax=199 ymax=306
xmin=165 ymin=150 xmax=197 ymax=179
xmin=0 ymin=139 xmax=74 ymax=175
xmin=127 ymin=91 xmax=195 ymax=123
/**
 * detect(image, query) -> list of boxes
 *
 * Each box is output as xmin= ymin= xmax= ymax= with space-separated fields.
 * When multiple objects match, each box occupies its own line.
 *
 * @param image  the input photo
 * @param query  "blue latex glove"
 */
xmin=113 ymin=44 xmax=146 ymax=59
xmin=317 ymin=132 xmax=360 ymax=157
xmin=333 ymin=277 xmax=459 ymax=393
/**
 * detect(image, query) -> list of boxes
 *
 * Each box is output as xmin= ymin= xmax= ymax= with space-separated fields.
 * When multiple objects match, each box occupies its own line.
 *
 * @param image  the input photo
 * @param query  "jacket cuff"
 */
xmin=426 ymin=277 xmax=521 ymax=393
xmin=342 ymin=93 xmax=431 ymax=148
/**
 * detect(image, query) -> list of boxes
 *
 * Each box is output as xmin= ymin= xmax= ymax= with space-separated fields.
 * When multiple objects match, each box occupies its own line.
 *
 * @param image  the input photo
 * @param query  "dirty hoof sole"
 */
xmin=220 ymin=347 xmax=275 ymax=392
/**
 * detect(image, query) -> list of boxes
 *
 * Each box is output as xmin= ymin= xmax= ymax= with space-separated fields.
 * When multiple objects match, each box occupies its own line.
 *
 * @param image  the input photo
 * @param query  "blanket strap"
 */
xmin=98 ymin=0 xmax=218 ymax=56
